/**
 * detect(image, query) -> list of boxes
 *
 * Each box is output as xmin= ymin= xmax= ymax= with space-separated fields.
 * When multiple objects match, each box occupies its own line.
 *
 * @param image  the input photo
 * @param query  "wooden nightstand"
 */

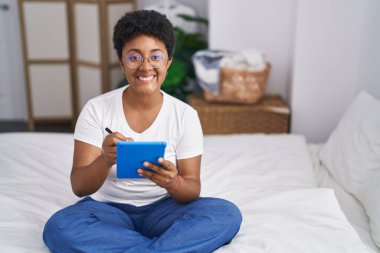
xmin=189 ymin=93 xmax=290 ymax=134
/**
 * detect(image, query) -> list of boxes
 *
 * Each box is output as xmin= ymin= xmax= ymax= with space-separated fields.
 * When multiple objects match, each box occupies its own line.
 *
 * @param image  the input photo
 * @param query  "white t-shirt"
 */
xmin=74 ymin=86 xmax=203 ymax=206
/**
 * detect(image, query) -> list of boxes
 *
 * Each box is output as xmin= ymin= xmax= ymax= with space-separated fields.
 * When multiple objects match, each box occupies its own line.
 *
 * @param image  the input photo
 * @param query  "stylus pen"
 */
xmin=105 ymin=127 xmax=113 ymax=134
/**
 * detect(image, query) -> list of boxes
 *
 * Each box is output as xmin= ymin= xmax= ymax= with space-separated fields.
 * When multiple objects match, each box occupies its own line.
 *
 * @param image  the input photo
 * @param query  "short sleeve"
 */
xmin=176 ymin=108 xmax=204 ymax=160
xmin=74 ymin=101 xmax=103 ymax=149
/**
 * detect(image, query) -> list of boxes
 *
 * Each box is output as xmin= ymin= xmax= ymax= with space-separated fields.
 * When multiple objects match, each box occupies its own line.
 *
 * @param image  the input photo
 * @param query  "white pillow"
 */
xmin=319 ymin=91 xmax=380 ymax=247
xmin=357 ymin=170 xmax=380 ymax=247
xmin=319 ymin=91 xmax=380 ymax=194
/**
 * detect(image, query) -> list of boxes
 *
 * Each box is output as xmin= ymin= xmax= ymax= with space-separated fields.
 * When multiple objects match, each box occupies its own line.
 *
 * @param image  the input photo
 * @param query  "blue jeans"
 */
xmin=43 ymin=196 xmax=242 ymax=253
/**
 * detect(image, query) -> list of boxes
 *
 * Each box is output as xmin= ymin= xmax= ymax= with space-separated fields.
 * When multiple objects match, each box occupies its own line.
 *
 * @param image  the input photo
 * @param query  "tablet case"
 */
xmin=116 ymin=141 xmax=166 ymax=179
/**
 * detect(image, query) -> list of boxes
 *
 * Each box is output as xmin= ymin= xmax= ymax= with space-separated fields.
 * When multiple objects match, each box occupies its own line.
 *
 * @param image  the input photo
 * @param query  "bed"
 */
xmin=1 ymin=92 xmax=379 ymax=253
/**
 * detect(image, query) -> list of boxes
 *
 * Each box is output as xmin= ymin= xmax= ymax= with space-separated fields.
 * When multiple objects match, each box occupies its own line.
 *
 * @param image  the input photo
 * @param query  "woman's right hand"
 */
xmin=102 ymin=132 xmax=133 ymax=166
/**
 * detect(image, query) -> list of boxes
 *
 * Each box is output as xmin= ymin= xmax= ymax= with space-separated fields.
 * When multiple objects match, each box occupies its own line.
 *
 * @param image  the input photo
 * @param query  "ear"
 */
xmin=166 ymin=57 xmax=173 ymax=69
xmin=119 ymin=59 xmax=126 ymax=74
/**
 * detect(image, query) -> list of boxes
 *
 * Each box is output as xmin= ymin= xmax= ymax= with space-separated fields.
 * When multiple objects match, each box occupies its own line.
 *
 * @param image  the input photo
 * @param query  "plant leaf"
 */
xmin=176 ymin=14 xmax=208 ymax=26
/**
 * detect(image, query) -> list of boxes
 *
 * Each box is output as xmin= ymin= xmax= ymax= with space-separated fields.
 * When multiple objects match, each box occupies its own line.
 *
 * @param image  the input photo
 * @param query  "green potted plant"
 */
xmin=161 ymin=14 xmax=208 ymax=101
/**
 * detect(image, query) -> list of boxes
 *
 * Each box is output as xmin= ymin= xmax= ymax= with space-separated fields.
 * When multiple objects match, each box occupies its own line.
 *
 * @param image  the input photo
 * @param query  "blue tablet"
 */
xmin=116 ymin=141 xmax=166 ymax=179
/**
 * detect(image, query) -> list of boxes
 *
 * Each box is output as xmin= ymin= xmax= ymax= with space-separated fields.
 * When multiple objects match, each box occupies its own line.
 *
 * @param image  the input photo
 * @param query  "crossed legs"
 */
xmin=43 ymin=197 xmax=242 ymax=253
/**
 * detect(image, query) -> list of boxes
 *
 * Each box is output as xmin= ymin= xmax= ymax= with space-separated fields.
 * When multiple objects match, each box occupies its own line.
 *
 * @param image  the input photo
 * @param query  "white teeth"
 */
xmin=138 ymin=75 xmax=154 ymax=81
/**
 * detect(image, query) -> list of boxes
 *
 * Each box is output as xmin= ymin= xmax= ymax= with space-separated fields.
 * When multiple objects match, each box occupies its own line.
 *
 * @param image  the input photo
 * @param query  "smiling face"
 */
xmin=120 ymin=34 xmax=172 ymax=96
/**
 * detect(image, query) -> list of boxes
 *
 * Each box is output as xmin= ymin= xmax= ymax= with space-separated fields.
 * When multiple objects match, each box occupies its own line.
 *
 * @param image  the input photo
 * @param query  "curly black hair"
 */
xmin=113 ymin=10 xmax=175 ymax=60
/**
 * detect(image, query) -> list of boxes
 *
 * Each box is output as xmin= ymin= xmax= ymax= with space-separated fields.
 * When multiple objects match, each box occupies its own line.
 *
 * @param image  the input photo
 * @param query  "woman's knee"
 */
xmin=43 ymin=209 xmax=71 ymax=246
xmin=196 ymin=198 xmax=242 ymax=229
xmin=216 ymin=199 xmax=242 ymax=227
xmin=43 ymin=201 xmax=93 ymax=244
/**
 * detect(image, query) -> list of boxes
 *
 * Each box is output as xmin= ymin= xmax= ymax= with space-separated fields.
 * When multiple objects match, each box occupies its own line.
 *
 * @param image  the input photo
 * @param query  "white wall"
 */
xmin=208 ymin=0 xmax=297 ymax=102
xmin=291 ymin=0 xmax=380 ymax=143
xmin=357 ymin=0 xmax=380 ymax=98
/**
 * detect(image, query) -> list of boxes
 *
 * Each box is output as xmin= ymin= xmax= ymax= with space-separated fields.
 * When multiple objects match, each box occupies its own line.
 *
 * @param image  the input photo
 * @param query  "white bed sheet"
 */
xmin=202 ymin=134 xmax=372 ymax=253
xmin=309 ymin=144 xmax=380 ymax=253
xmin=0 ymin=133 xmax=373 ymax=252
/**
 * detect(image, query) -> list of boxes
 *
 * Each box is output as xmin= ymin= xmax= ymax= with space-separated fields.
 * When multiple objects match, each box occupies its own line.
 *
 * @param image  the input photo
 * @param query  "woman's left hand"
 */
xmin=138 ymin=158 xmax=179 ymax=189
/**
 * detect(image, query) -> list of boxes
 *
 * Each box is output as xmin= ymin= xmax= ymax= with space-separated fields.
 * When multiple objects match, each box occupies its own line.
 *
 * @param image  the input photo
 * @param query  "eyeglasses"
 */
xmin=124 ymin=53 xmax=169 ymax=69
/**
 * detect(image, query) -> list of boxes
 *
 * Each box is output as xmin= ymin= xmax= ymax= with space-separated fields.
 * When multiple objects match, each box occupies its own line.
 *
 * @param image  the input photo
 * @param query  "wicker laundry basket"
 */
xmin=189 ymin=93 xmax=290 ymax=134
xmin=203 ymin=64 xmax=271 ymax=104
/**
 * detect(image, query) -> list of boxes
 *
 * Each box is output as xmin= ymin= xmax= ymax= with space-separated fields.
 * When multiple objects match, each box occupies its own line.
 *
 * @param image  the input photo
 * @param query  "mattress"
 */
xmin=0 ymin=133 xmax=373 ymax=252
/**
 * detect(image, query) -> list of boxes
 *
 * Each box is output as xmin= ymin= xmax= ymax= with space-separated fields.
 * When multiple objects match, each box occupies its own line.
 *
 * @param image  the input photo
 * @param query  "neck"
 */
xmin=123 ymin=87 xmax=163 ymax=111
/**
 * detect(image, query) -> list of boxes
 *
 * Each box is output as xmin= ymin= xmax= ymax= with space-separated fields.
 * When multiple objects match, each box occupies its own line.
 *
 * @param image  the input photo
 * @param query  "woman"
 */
xmin=43 ymin=10 xmax=242 ymax=253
